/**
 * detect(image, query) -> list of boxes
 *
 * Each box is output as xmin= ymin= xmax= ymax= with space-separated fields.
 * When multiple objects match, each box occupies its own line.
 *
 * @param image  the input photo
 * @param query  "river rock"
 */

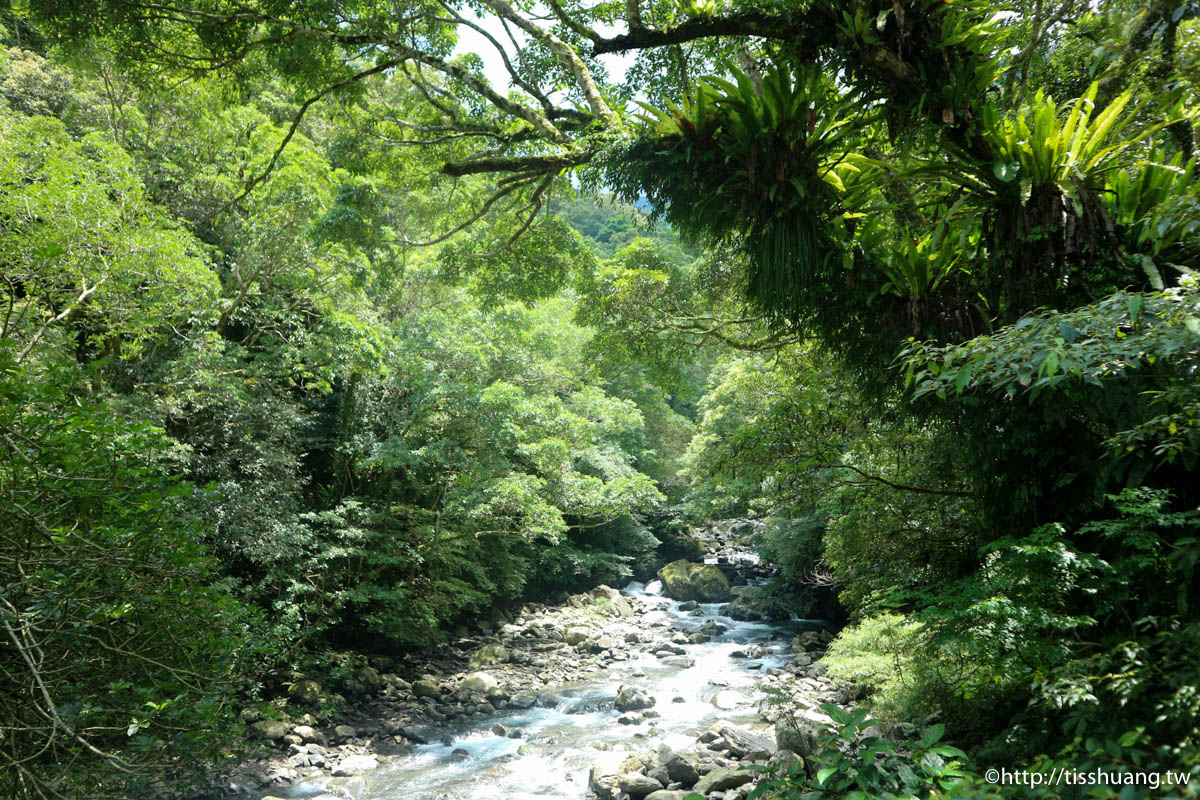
xmin=694 ymin=766 xmax=755 ymax=794
xmin=344 ymin=666 xmax=382 ymax=695
xmin=791 ymin=631 xmax=826 ymax=652
xmin=393 ymin=724 xmax=427 ymax=743
xmin=721 ymin=598 xmax=766 ymax=621
xmin=657 ymin=560 xmax=732 ymax=603
xmin=655 ymin=745 xmax=700 ymax=785
xmin=587 ymin=636 xmax=620 ymax=653
xmin=615 ymin=684 xmax=655 ymax=712
xmin=332 ymin=754 xmax=378 ymax=776
xmin=412 ymin=678 xmax=440 ymax=698
xmin=291 ymin=724 xmax=320 ymax=743
xmin=592 ymin=585 xmax=636 ymax=617
xmin=645 ymin=792 xmax=693 ymax=800
xmin=250 ymin=720 xmax=289 ymax=741
xmin=287 ymin=679 xmax=321 ymax=706
xmin=714 ymin=722 xmax=774 ymax=759
xmin=775 ymin=707 xmax=832 ymax=756
xmin=333 ymin=724 xmax=357 ymax=742
xmin=711 ymin=690 xmax=750 ymax=710
xmin=469 ymin=644 xmax=510 ymax=667
xmin=729 ymin=645 xmax=764 ymax=659
xmin=589 ymin=765 xmax=619 ymax=799
xmin=461 ymin=672 xmax=499 ymax=692
xmin=563 ymin=627 xmax=590 ymax=646
xmin=618 ymin=772 xmax=664 ymax=798
xmin=382 ymin=673 xmax=410 ymax=691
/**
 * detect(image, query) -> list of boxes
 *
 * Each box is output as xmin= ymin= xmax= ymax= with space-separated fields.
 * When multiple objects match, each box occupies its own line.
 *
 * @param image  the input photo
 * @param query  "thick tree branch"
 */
xmin=440 ymin=151 xmax=591 ymax=177
xmin=822 ymin=462 xmax=972 ymax=497
xmin=592 ymin=12 xmax=821 ymax=55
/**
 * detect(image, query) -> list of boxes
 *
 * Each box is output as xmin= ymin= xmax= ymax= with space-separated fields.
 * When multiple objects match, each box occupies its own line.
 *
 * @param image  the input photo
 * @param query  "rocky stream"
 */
xmin=238 ymin=522 xmax=845 ymax=800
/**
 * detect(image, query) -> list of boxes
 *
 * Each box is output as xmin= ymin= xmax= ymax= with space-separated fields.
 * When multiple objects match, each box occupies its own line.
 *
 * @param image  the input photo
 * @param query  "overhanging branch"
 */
xmin=440 ymin=151 xmax=592 ymax=177
xmin=592 ymin=12 xmax=825 ymax=55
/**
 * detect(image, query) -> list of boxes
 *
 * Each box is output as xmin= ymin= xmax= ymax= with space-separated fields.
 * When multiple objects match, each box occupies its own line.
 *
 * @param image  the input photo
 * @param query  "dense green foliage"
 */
xmin=3 ymin=0 xmax=1200 ymax=797
xmin=0 ymin=42 xmax=683 ymax=797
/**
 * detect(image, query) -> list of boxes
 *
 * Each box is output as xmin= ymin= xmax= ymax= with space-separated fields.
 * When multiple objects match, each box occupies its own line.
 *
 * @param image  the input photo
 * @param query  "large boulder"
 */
xmin=461 ymin=672 xmax=499 ymax=693
xmin=614 ymin=684 xmax=656 ymax=712
xmin=588 ymin=765 xmax=619 ymax=800
xmin=324 ymin=777 xmax=367 ymax=800
xmin=592 ymin=585 xmax=636 ymax=617
xmin=694 ymin=766 xmax=756 ymax=794
xmin=292 ymin=724 xmax=321 ymax=743
xmin=655 ymin=745 xmax=700 ymax=786
xmin=720 ymin=597 xmax=766 ymax=621
xmin=714 ymin=721 xmax=775 ymax=760
xmin=287 ymin=679 xmax=321 ymax=706
xmin=610 ymin=594 xmax=635 ymax=617
xmin=656 ymin=560 xmax=732 ymax=603
xmin=249 ymin=720 xmax=290 ymax=741
xmin=711 ymin=689 xmax=750 ymax=710
xmin=468 ymin=644 xmax=510 ymax=667
xmin=344 ymin=666 xmax=382 ymax=695
xmin=618 ymin=772 xmax=664 ymax=799
xmin=563 ymin=627 xmax=590 ymax=646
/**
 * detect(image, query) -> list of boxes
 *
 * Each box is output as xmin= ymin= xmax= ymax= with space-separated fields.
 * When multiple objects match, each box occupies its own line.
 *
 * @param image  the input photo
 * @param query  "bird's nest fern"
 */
xmin=605 ymin=64 xmax=861 ymax=318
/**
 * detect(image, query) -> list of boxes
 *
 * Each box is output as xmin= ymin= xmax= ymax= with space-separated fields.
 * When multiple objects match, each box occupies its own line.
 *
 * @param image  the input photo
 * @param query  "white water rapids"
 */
xmin=273 ymin=579 xmax=818 ymax=800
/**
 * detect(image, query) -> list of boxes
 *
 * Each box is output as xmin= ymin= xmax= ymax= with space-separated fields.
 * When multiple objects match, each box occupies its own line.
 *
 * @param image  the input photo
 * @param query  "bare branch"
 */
xmin=432 ymin=2 xmax=558 ymax=116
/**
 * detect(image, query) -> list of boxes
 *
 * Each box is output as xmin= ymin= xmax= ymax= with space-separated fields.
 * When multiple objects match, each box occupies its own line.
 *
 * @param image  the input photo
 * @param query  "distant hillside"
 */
xmin=553 ymin=194 xmax=695 ymax=260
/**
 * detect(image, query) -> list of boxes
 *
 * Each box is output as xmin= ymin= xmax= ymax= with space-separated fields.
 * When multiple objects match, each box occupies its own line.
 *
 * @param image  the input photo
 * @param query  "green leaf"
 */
xmin=992 ymin=161 xmax=1018 ymax=182
xmin=954 ymin=365 xmax=973 ymax=394
xmin=920 ymin=723 xmax=946 ymax=748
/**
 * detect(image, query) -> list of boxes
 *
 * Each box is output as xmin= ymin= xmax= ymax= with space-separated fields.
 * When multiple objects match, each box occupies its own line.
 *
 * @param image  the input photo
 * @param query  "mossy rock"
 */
xmin=656 ymin=560 xmax=731 ymax=602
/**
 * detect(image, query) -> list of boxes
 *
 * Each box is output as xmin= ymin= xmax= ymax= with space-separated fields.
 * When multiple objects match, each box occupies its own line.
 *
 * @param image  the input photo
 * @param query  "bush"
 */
xmin=0 ymin=348 xmax=265 ymax=798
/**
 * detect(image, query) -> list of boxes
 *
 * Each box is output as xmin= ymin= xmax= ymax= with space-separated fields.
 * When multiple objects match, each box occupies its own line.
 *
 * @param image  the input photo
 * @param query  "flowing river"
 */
xmin=275 ymin=578 xmax=815 ymax=800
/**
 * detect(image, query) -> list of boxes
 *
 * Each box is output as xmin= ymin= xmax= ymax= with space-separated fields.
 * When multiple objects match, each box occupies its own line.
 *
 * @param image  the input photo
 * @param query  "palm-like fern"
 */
xmin=1107 ymin=152 xmax=1199 ymax=260
xmin=977 ymin=83 xmax=1137 ymax=210
xmin=621 ymin=64 xmax=864 ymax=316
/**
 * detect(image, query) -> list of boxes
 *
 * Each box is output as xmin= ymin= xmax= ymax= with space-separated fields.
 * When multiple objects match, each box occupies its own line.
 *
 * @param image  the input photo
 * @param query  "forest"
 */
xmin=0 ymin=0 xmax=1197 ymax=798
